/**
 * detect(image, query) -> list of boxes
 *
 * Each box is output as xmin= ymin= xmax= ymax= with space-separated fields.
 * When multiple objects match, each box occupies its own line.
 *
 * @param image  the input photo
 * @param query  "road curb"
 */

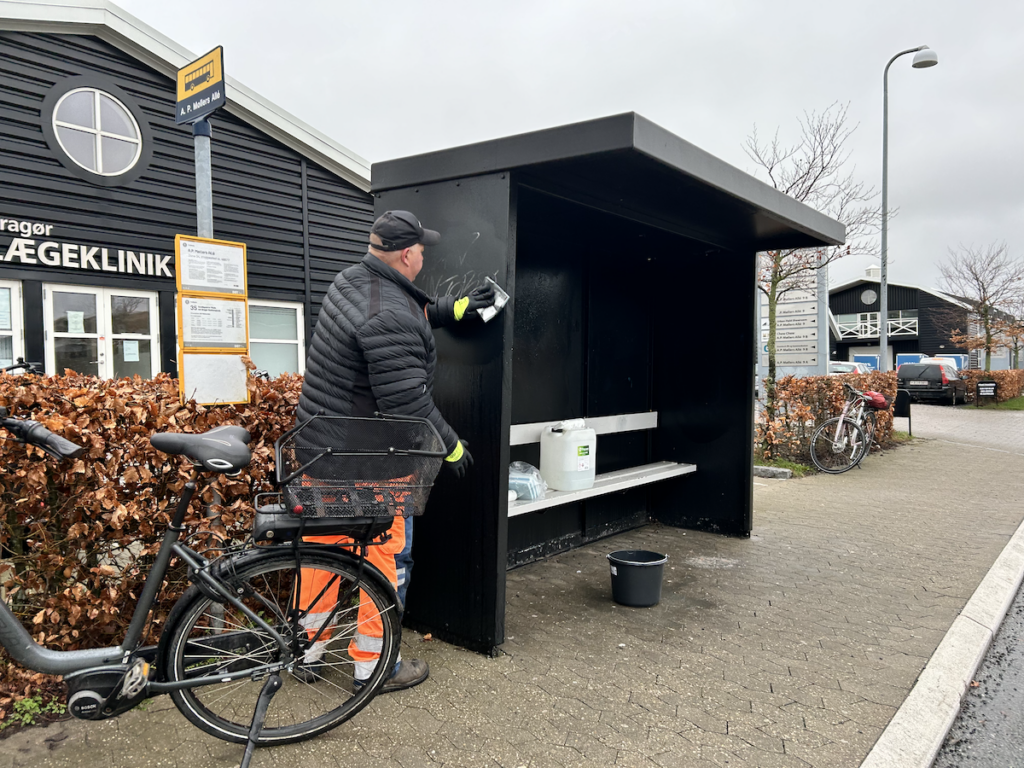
xmin=860 ymin=517 xmax=1024 ymax=768
xmin=753 ymin=465 xmax=792 ymax=479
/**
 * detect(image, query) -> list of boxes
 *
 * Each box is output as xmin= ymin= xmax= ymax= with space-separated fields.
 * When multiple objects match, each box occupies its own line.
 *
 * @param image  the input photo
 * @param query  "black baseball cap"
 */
xmin=370 ymin=210 xmax=441 ymax=251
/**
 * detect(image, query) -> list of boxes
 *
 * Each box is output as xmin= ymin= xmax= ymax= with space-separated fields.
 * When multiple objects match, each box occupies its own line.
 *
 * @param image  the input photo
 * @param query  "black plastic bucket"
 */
xmin=607 ymin=550 xmax=668 ymax=607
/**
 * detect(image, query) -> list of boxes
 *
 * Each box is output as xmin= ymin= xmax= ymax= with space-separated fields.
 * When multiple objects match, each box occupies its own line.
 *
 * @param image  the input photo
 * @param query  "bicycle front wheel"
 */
xmin=160 ymin=548 xmax=401 ymax=746
xmin=810 ymin=417 xmax=867 ymax=474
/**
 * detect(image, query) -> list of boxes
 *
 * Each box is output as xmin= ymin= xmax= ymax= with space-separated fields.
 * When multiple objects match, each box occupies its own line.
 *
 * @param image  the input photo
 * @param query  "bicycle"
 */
xmin=809 ymin=383 xmax=892 ymax=474
xmin=0 ymin=408 xmax=444 ymax=768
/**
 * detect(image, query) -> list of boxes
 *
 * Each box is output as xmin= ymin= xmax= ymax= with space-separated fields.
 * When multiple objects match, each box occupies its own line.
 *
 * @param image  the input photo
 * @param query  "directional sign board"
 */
xmin=765 ymin=352 xmax=818 ymax=367
xmin=762 ymin=301 xmax=818 ymax=318
xmin=759 ymin=289 xmax=822 ymax=369
xmin=176 ymin=46 xmax=225 ymax=124
xmin=761 ymin=327 xmax=818 ymax=342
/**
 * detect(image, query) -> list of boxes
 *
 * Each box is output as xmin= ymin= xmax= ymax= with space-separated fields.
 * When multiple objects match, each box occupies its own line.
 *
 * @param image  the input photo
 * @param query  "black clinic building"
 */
xmin=2 ymin=3 xmax=845 ymax=654
xmin=0 ymin=1 xmax=373 ymax=380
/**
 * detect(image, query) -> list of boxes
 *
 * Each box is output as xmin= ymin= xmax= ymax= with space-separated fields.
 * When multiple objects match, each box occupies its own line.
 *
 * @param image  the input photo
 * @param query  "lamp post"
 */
xmin=880 ymin=45 xmax=938 ymax=370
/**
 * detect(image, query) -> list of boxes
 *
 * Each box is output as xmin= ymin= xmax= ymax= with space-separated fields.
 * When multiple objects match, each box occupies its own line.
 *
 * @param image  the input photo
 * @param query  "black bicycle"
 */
xmin=0 ymin=410 xmax=444 ymax=767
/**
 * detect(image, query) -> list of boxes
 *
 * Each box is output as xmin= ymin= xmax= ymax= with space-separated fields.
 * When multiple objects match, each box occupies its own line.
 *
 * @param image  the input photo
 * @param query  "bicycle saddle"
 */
xmin=151 ymin=425 xmax=252 ymax=472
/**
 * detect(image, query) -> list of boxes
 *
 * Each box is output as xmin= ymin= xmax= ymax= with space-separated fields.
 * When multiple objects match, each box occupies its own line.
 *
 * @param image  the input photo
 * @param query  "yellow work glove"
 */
xmin=444 ymin=439 xmax=473 ymax=479
xmin=453 ymin=284 xmax=497 ymax=321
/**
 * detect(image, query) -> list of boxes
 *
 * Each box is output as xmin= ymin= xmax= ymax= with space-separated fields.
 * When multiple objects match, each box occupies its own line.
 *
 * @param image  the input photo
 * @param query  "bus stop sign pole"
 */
xmin=193 ymin=119 xmax=213 ymax=238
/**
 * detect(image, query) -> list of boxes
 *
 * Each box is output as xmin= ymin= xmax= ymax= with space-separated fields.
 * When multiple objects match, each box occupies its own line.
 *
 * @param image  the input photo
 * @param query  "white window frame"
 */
xmin=247 ymin=299 xmax=305 ymax=376
xmin=52 ymin=87 xmax=143 ymax=177
xmin=42 ymin=284 xmax=160 ymax=379
xmin=0 ymin=280 xmax=25 ymax=369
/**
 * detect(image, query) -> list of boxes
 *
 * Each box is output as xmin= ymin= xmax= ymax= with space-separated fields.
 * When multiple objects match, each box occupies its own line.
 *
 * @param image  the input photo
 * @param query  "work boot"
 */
xmin=354 ymin=659 xmax=430 ymax=694
xmin=381 ymin=659 xmax=429 ymax=693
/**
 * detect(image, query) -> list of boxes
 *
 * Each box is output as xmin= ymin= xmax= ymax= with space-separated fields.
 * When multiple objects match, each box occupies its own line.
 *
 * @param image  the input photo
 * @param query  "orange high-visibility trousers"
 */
xmin=297 ymin=515 xmax=406 ymax=680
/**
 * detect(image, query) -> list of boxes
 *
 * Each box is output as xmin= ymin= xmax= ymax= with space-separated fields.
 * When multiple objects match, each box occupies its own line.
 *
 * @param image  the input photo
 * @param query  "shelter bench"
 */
xmin=507 ymin=412 xmax=697 ymax=517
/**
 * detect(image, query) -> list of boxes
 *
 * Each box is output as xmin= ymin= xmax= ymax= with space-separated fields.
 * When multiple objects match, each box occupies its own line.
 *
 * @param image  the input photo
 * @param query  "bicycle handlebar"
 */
xmin=0 ymin=413 xmax=85 ymax=460
xmin=842 ymin=382 xmax=867 ymax=399
xmin=1 ymin=359 xmax=42 ymax=374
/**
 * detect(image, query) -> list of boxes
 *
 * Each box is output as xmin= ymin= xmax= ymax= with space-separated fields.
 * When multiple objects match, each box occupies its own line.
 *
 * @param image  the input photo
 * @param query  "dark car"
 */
xmin=897 ymin=362 xmax=968 ymax=405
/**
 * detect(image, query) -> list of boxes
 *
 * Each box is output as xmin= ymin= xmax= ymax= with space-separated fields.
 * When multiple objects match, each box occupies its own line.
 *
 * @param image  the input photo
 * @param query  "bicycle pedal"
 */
xmin=121 ymin=659 xmax=151 ymax=699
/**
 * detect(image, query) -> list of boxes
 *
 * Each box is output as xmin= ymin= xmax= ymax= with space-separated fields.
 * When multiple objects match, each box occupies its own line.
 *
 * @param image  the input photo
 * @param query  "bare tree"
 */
xmin=940 ymin=243 xmax=1024 ymax=371
xmin=996 ymin=293 xmax=1024 ymax=369
xmin=746 ymin=102 xmax=880 ymax=446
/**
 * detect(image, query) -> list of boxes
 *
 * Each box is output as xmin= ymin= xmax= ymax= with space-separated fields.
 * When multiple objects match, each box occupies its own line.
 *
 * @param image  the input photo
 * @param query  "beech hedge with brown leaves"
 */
xmin=756 ymin=372 xmax=899 ymax=464
xmin=0 ymin=371 xmax=301 ymax=708
xmin=958 ymin=369 xmax=1024 ymax=403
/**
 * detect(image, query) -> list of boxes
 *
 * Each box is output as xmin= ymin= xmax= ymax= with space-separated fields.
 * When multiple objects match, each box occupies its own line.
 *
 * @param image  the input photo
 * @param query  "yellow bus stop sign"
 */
xmin=176 ymin=46 xmax=226 ymax=124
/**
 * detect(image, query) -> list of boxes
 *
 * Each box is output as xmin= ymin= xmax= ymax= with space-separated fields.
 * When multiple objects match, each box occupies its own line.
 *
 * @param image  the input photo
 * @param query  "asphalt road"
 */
xmin=933 ymin=583 xmax=1024 ymax=767
xmin=910 ymin=401 xmax=1024 ymax=768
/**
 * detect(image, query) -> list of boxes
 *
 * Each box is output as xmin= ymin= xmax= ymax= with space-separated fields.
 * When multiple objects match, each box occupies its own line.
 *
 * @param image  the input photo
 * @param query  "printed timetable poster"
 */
xmin=180 ymin=296 xmax=248 ymax=349
xmin=174 ymin=234 xmax=249 ymax=405
xmin=175 ymin=235 xmax=246 ymax=297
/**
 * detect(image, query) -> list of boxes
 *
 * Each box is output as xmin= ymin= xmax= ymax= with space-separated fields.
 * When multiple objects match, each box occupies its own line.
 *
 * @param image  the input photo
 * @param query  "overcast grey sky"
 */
xmin=115 ymin=0 xmax=1023 ymax=290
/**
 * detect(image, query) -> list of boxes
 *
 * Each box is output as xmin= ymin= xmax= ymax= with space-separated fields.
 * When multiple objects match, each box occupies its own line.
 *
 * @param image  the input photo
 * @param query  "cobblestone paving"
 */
xmin=9 ymin=408 xmax=1024 ymax=768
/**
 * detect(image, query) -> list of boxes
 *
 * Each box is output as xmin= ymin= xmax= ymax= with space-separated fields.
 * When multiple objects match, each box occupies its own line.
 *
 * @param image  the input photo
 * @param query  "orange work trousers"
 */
xmin=297 ymin=515 xmax=406 ymax=680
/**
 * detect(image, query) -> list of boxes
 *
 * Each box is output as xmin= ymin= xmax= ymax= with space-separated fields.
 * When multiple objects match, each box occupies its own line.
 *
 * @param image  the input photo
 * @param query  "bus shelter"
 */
xmin=371 ymin=112 xmax=844 ymax=653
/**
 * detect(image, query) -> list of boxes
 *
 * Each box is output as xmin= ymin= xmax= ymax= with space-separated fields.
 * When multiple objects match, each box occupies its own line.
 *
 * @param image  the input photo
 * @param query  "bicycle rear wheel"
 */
xmin=160 ymin=548 xmax=400 ymax=746
xmin=858 ymin=411 xmax=878 ymax=464
xmin=810 ymin=417 xmax=867 ymax=474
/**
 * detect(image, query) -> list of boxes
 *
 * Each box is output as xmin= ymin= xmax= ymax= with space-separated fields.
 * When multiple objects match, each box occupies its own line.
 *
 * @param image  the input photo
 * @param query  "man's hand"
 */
xmin=453 ymin=283 xmax=496 ymax=321
xmin=444 ymin=439 xmax=473 ymax=479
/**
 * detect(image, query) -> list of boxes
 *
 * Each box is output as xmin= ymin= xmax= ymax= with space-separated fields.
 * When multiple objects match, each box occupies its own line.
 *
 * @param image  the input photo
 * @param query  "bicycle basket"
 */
xmin=863 ymin=391 xmax=891 ymax=410
xmin=275 ymin=414 xmax=446 ymax=519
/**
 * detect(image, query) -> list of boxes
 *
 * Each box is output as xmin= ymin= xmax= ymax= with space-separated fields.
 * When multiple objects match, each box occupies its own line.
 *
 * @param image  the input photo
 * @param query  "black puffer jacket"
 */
xmin=297 ymin=253 xmax=458 ymax=454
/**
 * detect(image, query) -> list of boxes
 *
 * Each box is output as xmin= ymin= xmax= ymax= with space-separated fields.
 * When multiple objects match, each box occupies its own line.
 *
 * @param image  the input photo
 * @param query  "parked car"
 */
xmin=896 ymin=361 xmax=968 ymax=405
xmin=828 ymin=361 xmax=873 ymax=375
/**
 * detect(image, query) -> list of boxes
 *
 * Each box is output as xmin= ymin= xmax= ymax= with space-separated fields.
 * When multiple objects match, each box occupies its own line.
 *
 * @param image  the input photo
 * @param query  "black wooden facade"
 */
xmin=828 ymin=278 xmax=968 ymax=363
xmin=0 ymin=29 xmax=372 ymax=373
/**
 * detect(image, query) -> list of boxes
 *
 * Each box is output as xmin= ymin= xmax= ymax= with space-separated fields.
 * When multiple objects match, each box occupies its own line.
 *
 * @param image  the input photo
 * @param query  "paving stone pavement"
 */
xmin=5 ymin=406 xmax=1023 ymax=768
xmin=896 ymin=402 xmax=1024 ymax=455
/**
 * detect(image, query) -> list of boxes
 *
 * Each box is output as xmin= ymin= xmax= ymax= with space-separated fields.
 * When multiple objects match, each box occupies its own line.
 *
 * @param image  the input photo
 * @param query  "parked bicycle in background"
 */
xmin=810 ymin=383 xmax=892 ymax=474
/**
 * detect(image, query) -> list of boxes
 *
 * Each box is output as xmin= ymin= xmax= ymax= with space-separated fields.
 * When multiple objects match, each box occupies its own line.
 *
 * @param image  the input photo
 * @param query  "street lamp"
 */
xmin=880 ymin=45 xmax=938 ymax=370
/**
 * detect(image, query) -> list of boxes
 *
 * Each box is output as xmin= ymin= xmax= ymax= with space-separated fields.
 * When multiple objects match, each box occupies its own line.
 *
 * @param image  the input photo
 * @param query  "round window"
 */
xmin=52 ymin=88 xmax=143 ymax=176
xmin=860 ymin=289 xmax=878 ymax=305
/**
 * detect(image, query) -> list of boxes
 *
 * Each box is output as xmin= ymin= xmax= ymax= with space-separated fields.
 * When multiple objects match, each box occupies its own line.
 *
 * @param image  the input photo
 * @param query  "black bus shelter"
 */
xmin=371 ymin=112 xmax=844 ymax=653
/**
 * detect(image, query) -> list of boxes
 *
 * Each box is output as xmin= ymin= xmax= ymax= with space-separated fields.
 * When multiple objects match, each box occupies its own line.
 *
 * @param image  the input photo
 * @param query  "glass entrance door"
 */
xmin=44 ymin=285 xmax=159 ymax=379
xmin=47 ymin=286 xmax=102 ymax=377
xmin=109 ymin=292 xmax=156 ymax=378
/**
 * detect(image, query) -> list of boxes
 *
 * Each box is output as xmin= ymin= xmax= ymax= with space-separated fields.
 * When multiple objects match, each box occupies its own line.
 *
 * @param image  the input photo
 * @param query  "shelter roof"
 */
xmin=373 ymin=112 xmax=845 ymax=252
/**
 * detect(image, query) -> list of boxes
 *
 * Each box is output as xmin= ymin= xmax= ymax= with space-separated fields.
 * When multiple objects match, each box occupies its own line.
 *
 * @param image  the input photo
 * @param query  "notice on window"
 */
xmin=67 ymin=310 xmax=85 ymax=334
xmin=181 ymin=297 xmax=247 ymax=349
xmin=122 ymin=340 xmax=140 ymax=362
xmin=176 ymin=236 xmax=246 ymax=296
xmin=0 ymin=289 xmax=10 ymax=331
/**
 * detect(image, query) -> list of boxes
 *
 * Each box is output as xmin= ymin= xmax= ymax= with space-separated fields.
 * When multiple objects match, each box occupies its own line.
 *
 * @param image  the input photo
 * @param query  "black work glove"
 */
xmin=444 ymin=439 xmax=473 ymax=479
xmin=453 ymin=284 xmax=496 ymax=321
